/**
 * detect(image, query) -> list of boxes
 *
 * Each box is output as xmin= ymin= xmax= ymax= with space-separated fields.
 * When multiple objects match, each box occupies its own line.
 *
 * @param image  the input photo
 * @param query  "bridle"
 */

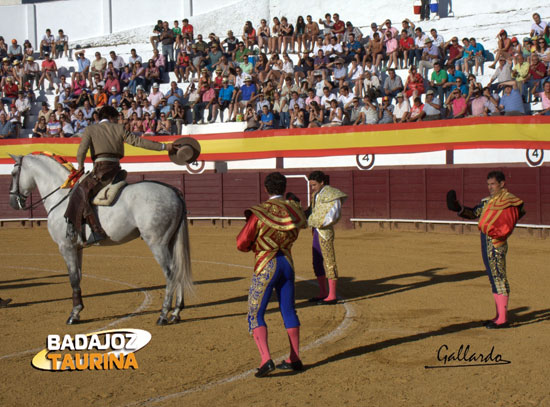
xmin=10 ymin=156 xmax=63 ymax=212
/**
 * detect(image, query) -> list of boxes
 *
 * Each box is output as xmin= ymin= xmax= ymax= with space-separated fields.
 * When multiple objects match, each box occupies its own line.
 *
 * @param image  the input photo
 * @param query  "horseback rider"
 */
xmin=65 ymin=105 xmax=180 ymax=246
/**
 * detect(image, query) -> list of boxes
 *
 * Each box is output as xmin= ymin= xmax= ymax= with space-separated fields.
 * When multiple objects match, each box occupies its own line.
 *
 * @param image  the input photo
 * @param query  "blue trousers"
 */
xmin=247 ymin=252 xmax=300 ymax=332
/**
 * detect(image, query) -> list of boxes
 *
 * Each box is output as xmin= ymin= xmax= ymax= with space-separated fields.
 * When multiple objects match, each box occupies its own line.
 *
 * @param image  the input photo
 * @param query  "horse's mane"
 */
xmin=30 ymin=152 xmax=74 ymax=173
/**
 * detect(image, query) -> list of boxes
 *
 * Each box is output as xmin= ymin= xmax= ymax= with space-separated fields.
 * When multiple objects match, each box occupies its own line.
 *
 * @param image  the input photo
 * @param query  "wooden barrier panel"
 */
xmin=0 ymin=167 xmax=548 ymax=226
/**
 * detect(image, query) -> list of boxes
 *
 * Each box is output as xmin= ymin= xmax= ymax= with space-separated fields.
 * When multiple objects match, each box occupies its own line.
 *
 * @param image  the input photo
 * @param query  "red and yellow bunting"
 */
xmin=1 ymin=116 xmax=549 ymax=164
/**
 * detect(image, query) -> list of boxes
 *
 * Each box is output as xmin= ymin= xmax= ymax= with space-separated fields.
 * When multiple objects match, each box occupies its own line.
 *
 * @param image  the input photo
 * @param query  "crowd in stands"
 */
xmin=1 ymin=11 xmax=550 ymax=139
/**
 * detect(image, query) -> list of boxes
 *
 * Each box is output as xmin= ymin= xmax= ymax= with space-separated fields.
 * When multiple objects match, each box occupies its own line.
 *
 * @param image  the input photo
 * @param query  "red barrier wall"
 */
xmin=1 ymin=166 xmax=548 ymax=225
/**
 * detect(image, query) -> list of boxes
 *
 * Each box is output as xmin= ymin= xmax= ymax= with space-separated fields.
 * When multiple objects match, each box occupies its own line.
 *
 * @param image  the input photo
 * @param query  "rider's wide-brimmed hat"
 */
xmin=169 ymin=137 xmax=201 ymax=165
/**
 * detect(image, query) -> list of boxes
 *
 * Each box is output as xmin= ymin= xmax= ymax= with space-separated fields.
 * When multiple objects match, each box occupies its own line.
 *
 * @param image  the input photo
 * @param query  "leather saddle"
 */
xmin=91 ymin=170 xmax=128 ymax=206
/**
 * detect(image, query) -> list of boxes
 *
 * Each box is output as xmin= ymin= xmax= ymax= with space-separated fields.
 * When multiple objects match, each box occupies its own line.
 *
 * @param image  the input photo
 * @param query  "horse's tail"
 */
xmin=171 ymin=197 xmax=194 ymax=297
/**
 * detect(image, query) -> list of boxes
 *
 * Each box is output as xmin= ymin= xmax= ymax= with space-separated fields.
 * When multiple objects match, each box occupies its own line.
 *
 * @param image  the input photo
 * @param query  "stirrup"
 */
xmin=85 ymin=231 xmax=107 ymax=247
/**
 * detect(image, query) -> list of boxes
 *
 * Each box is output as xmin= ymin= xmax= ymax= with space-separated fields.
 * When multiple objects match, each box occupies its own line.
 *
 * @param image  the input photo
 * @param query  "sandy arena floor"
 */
xmin=0 ymin=226 xmax=548 ymax=407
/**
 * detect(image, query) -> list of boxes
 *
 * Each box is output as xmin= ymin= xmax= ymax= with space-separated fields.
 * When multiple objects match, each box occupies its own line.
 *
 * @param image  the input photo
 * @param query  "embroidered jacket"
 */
xmin=460 ymin=188 xmax=525 ymax=247
xmin=237 ymin=198 xmax=306 ymax=274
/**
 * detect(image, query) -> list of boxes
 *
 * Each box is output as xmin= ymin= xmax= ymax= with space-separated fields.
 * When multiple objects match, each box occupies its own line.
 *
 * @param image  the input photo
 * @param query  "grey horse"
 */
xmin=9 ymin=153 xmax=193 ymax=325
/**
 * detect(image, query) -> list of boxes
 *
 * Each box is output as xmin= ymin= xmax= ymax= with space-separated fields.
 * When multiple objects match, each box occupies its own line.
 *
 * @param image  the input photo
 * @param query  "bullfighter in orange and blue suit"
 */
xmin=447 ymin=170 xmax=525 ymax=329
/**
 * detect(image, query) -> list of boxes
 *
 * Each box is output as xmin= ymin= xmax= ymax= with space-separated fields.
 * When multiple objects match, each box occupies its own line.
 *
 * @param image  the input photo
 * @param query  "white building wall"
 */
xmin=111 ymin=0 xmax=185 ymax=33
xmin=34 ymin=0 xmax=105 ymax=42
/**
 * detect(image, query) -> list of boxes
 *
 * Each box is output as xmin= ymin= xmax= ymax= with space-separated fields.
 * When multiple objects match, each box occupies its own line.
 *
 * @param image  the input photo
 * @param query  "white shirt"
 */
xmin=321 ymin=93 xmax=336 ymax=109
xmin=532 ymin=21 xmax=548 ymax=36
xmin=393 ymin=100 xmax=411 ymax=119
xmin=349 ymin=64 xmax=364 ymax=81
xmin=315 ymin=187 xmax=343 ymax=227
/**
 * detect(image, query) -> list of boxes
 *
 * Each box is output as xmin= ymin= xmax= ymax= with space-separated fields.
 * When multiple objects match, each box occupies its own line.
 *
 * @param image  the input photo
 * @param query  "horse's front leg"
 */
xmin=59 ymin=245 xmax=84 ymax=325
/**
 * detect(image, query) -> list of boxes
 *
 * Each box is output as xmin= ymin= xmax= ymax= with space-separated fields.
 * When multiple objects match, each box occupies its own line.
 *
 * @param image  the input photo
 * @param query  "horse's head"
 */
xmin=9 ymin=154 xmax=35 ymax=210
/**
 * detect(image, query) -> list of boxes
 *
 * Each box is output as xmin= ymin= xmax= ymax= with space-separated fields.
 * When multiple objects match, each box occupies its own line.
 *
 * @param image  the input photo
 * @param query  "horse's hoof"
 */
xmin=66 ymin=315 xmax=80 ymax=325
xmin=156 ymin=316 xmax=169 ymax=326
xmin=168 ymin=314 xmax=181 ymax=324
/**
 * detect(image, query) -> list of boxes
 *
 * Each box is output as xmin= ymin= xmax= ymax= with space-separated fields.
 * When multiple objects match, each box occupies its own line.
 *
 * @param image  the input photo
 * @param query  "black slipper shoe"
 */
xmin=255 ymin=359 xmax=275 ymax=377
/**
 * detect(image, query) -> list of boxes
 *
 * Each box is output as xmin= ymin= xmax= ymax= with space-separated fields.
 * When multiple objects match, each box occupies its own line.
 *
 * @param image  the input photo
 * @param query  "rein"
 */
xmin=10 ymin=153 xmax=82 ymax=214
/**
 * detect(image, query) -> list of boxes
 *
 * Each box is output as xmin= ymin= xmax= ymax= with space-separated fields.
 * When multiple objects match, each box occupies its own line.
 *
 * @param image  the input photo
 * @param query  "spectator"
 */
xmin=141 ymin=111 xmax=156 ymax=135
xmin=445 ymin=88 xmax=468 ymax=118
xmin=489 ymin=30 xmax=512 ymax=69
xmin=483 ymin=86 xmax=502 ymax=116
xmin=23 ymin=56 xmax=40 ymax=89
xmin=129 ymin=48 xmax=142 ymax=65
xmin=534 ymin=81 xmax=550 ymax=115
xmin=2 ymin=77 xmax=18 ymax=105
xmin=463 ymin=37 xmax=485 ymax=75
xmin=305 ymin=15 xmax=320 ymax=51
xmin=59 ymin=114 xmax=74 ymax=137
xmin=75 ymin=50 xmax=90 ymax=76
xmin=323 ymin=99 xmax=343 ymax=127
xmin=89 ymin=52 xmax=107 ymax=84
xmin=443 ymin=36 xmax=463 ymax=69
xmin=272 ymin=91 xmax=289 ymax=128
xmin=512 ymin=54 xmax=530 ymax=96
xmin=290 ymin=107 xmax=307 ymax=128
xmin=160 ymin=21 xmax=175 ymax=71
xmin=468 ymin=86 xmax=489 ymax=117
xmin=0 ymin=112 xmax=15 ymax=138
xmin=443 ymin=65 xmax=467 ymax=96
xmin=332 ymin=13 xmax=345 ymax=41
xmin=150 ymin=20 xmax=164 ymax=51
xmin=407 ymin=97 xmax=425 ymax=122
xmin=423 ymin=90 xmax=441 ymax=120
xmin=393 ymin=93 xmax=410 ymax=123
xmin=55 ymin=29 xmax=69 ymax=59
xmin=236 ymin=76 xmax=256 ymax=115
xmin=384 ymin=31 xmax=399 ymax=69
xmin=366 ymin=32 xmax=383 ymax=68
xmin=401 ymin=18 xmax=416 ymax=37
xmin=14 ymin=91 xmax=30 ymax=128
xmin=193 ymin=83 xmax=217 ymax=124
xmin=404 ymin=66 xmax=425 ymax=99
xmin=218 ymin=78 xmax=235 ymax=122
xmin=526 ymin=54 xmax=548 ymax=102
xmin=428 ymin=61 xmax=448 ymax=104
xmin=359 ymin=95 xmax=379 ymax=125
xmin=487 ymin=57 xmax=512 ymax=92
xmin=181 ymin=18 xmax=194 ymax=44
xmin=399 ymin=29 xmax=415 ymax=68
xmin=420 ymin=0 xmax=430 ymax=21
xmin=410 ymin=27 xmax=426 ymax=67
xmin=40 ymin=29 xmax=55 ymax=59
xmin=73 ymin=110 xmax=88 ymax=135
xmin=38 ymin=53 xmax=57 ymax=91
xmin=145 ymin=59 xmax=160 ymax=91
xmin=259 ymin=105 xmax=274 ymax=130
xmin=361 ymin=69 xmax=381 ymax=101
xmin=242 ymin=21 xmax=257 ymax=49
xmin=244 ymin=104 xmax=260 ymax=131
xmin=93 ymin=82 xmax=107 ymax=108
xmin=319 ymin=13 xmax=334 ymax=39
xmin=46 ymin=114 xmax=62 ymax=137
xmin=32 ymin=115 xmax=47 ymax=137
xmin=418 ymin=38 xmax=440 ymax=79
xmin=109 ymin=51 xmax=125 ymax=71
xmin=8 ymin=39 xmax=23 ymax=62
xmin=530 ymin=13 xmax=548 ymax=38
xmin=498 ymin=81 xmax=525 ymax=115
xmin=156 ymin=111 xmax=172 ymax=134
xmin=383 ymin=68 xmax=404 ymax=100
xmin=378 ymin=95 xmax=394 ymax=124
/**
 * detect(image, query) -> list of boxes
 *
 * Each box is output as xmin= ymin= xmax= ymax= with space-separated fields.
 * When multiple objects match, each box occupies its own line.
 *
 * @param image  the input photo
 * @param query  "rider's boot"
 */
xmin=85 ymin=214 xmax=107 ymax=246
